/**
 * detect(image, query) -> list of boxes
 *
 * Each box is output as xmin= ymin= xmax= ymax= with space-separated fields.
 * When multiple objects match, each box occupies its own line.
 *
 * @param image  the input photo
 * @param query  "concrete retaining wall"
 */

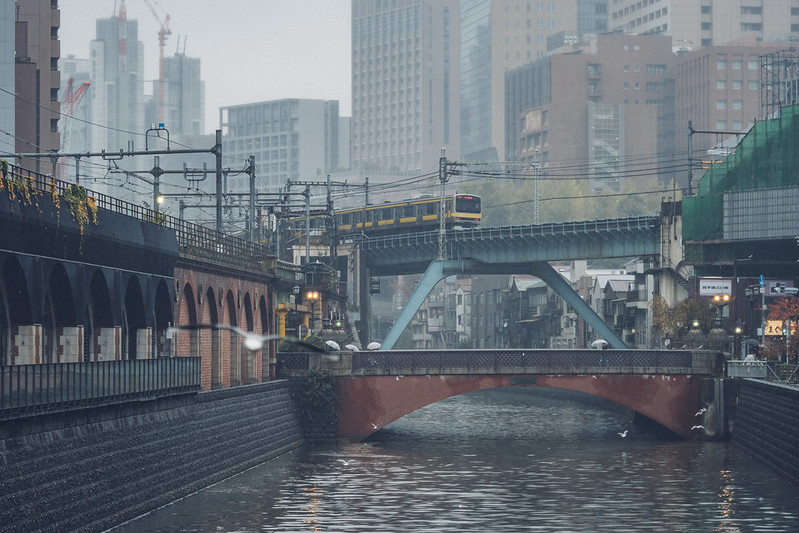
xmin=730 ymin=379 xmax=799 ymax=483
xmin=0 ymin=380 xmax=304 ymax=533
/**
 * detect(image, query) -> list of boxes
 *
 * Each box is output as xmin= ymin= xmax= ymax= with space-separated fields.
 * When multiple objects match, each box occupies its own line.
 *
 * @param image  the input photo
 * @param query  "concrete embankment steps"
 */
xmin=0 ymin=380 xmax=304 ymax=533
xmin=731 ymin=379 xmax=799 ymax=482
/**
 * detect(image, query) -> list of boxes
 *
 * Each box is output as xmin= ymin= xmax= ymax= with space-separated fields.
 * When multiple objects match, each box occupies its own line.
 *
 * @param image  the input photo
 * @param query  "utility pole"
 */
xmin=214 ymin=129 xmax=223 ymax=233
xmin=248 ymin=155 xmax=256 ymax=242
xmin=438 ymin=149 xmax=448 ymax=260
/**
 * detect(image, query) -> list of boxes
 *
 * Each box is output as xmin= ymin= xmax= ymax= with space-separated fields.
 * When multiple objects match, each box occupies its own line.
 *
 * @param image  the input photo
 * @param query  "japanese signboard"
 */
xmin=699 ymin=278 xmax=731 ymax=296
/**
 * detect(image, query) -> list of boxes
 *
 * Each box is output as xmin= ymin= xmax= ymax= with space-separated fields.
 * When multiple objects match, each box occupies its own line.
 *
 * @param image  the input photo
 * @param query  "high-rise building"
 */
xmin=89 ymin=7 xmax=144 ymax=153
xmin=156 ymin=51 xmax=205 ymax=138
xmin=351 ymin=0 xmax=460 ymax=175
xmin=507 ymin=33 xmax=673 ymax=191
xmin=460 ymin=0 xmax=585 ymax=162
xmin=0 ymin=1 xmax=14 ymax=153
xmin=610 ymin=0 xmax=799 ymax=50
xmin=14 ymin=0 xmax=61 ymax=173
xmin=674 ymin=42 xmax=788 ymax=159
xmin=220 ymin=99 xmax=344 ymax=193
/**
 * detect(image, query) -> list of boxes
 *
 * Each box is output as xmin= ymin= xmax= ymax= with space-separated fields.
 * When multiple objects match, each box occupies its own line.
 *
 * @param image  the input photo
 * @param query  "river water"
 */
xmin=111 ymin=388 xmax=799 ymax=532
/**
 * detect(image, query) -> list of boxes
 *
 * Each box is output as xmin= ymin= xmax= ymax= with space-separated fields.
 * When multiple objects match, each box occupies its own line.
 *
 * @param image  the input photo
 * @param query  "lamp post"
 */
xmin=306 ymin=290 xmax=320 ymax=335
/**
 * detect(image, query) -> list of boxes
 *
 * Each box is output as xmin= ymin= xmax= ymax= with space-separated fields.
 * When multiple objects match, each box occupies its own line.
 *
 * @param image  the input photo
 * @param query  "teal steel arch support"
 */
xmin=379 ymin=260 xmax=447 ymax=350
xmin=379 ymin=259 xmax=627 ymax=350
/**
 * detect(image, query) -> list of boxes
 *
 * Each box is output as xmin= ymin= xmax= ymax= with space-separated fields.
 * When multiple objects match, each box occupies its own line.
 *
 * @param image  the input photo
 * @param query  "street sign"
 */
xmin=760 ymin=274 xmax=765 ymax=288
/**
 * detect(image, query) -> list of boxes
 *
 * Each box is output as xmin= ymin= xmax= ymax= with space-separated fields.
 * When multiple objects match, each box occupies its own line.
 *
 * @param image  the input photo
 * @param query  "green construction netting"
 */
xmin=683 ymin=104 xmax=799 ymax=241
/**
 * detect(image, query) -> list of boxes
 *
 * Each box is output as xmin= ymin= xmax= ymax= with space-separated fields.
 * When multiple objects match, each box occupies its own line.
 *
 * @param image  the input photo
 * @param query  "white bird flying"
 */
xmin=168 ymin=324 xmax=324 ymax=352
xmin=691 ymin=425 xmax=704 ymax=431
xmin=617 ymin=430 xmax=628 ymax=438
xmin=695 ymin=407 xmax=707 ymax=417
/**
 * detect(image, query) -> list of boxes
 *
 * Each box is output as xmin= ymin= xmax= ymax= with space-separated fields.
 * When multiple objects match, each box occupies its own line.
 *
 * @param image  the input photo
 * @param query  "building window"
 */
xmin=741 ymin=22 xmax=762 ymax=31
xmin=732 ymin=80 xmax=742 ymax=90
xmin=748 ymin=60 xmax=759 ymax=70
xmin=717 ymin=80 xmax=727 ymax=89
xmin=733 ymin=120 xmax=744 ymax=130
xmin=717 ymin=59 xmax=727 ymax=69
xmin=749 ymin=80 xmax=759 ymax=90
xmin=716 ymin=120 xmax=727 ymax=130
xmin=732 ymin=60 xmax=742 ymax=70
xmin=701 ymin=6 xmax=712 ymax=14
xmin=732 ymin=100 xmax=743 ymax=110
xmin=717 ymin=100 xmax=727 ymax=110
xmin=701 ymin=22 xmax=711 ymax=30
xmin=741 ymin=6 xmax=762 ymax=15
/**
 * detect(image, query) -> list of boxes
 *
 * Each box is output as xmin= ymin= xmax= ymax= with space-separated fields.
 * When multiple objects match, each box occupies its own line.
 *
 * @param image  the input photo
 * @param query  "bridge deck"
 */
xmin=279 ymin=349 xmax=721 ymax=378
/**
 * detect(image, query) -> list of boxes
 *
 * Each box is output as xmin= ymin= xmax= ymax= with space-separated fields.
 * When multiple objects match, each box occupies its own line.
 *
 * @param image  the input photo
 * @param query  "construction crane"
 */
xmin=143 ymin=0 xmax=171 ymax=124
xmin=59 ymin=78 xmax=91 ymax=180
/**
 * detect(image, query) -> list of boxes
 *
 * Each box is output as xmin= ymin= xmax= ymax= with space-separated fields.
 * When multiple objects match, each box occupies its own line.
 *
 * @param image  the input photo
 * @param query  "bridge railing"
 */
xmin=4 ymin=163 xmax=277 ymax=274
xmin=352 ymin=349 xmax=694 ymax=374
xmin=277 ymin=349 xmax=720 ymax=377
xmin=0 ymin=358 xmax=202 ymax=421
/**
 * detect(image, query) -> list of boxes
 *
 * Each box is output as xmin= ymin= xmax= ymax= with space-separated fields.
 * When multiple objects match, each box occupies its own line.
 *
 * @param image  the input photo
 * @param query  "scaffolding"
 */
xmin=760 ymin=49 xmax=799 ymax=120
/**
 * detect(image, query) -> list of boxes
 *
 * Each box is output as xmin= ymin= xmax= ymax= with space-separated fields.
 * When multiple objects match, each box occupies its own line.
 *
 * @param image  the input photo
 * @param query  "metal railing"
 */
xmin=277 ymin=349 xmax=703 ymax=378
xmin=0 ymin=358 xmax=202 ymax=420
xmin=351 ymin=349 xmax=692 ymax=373
xmin=3 ymin=163 xmax=276 ymax=273
xmin=727 ymin=360 xmax=799 ymax=383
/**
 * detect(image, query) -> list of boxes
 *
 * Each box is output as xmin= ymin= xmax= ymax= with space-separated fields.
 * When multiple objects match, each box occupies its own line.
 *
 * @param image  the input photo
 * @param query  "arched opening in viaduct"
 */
xmin=153 ymin=279 xmax=172 ymax=358
xmin=123 ymin=277 xmax=146 ymax=359
xmin=87 ymin=269 xmax=113 ymax=361
xmin=205 ymin=286 xmax=221 ymax=389
xmin=0 ymin=257 xmax=31 ymax=365
xmin=225 ymin=290 xmax=240 ymax=386
xmin=243 ymin=292 xmax=254 ymax=384
xmin=43 ymin=264 xmax=76 ymax=363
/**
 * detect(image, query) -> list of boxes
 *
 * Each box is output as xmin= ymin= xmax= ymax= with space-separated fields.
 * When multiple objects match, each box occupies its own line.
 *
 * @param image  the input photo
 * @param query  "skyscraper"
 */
xmin=89 ymin=6 xmax=144 ymax=153
xmin=610 ymin=0 xmax=799 ymax=50
xmin=351 ymin=0 xmax=460 ymax=175
xmin=13 ymin=0 xmax=61 ymax=173
xmin=159 ymin=51 xmax=205 ymax=138
xmin=460 ymin=0 xmax=580 ymax=162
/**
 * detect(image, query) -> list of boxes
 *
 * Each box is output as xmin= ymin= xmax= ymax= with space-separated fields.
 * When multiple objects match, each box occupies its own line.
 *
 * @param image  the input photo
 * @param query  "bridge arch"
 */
xmin=43 ymin=263 xmax=76 ymax=363
xmin=0 ymin=256 xmax=32 ymax=364
xmin=122 ymin=276 xmax=146 ymax=359
xmin=86 ymin=268 xmax=113 ymax=361
xmin=334 ymin=374 xmax=703 ymax=442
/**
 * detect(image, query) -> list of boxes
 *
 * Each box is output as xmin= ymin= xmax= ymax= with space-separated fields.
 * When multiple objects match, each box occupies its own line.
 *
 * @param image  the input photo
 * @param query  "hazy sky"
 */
xmin=59 ymin=0 xmax=352 ymax=135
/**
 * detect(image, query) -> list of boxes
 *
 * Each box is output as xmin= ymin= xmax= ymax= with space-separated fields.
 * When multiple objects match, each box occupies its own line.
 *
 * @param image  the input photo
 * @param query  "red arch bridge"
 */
xmin=278 ymin=349 xmax=722 ymax=441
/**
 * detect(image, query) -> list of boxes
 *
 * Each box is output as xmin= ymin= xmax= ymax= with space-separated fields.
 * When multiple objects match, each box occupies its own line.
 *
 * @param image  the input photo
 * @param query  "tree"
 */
xmin=763 ymin=296 xmax=799 ymax=361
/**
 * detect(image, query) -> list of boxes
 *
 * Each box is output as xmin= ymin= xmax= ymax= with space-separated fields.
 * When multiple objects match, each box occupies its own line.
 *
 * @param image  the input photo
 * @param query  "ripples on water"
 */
xmin=112 ymin=388 xmax=799 ymax=532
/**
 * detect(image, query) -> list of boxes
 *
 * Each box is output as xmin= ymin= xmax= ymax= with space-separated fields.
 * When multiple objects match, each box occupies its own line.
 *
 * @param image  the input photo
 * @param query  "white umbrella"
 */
xmin=367 ymin=341 xmax=382 ymax=350
xmin=591 ymin=339 xmax=608 ymax=349
xmin=325 ymin=340 xmax=341 ymax=351
xmin=345 ymin=344 xmax=360 ymax=351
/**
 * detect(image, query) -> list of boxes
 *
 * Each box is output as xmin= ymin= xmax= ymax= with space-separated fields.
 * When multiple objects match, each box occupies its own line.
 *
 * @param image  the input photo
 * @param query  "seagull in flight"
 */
xmin=691 ymin=425 xmax=704 ymax=431
xmin=337 ymin=459 xmax=356 ymax=465
xmin=695 ymin=407 xmax=707 ymax=417
xmin=617 ymin=430 xmax=628 ymax=438
xmin=371 ymin=422 xmax=379 ymax=430
xmin=168 ymin=324 xmax=324 ymax=352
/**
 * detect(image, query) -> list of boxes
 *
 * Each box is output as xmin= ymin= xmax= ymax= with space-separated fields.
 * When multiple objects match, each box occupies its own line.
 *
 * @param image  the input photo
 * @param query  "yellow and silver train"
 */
xmin=335 ymin=193 xmax=481 ymax=235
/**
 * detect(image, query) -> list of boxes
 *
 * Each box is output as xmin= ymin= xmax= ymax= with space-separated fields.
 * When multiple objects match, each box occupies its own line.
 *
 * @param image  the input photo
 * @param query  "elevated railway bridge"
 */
xmin=349 ymin=212 xmax=681 ymax=350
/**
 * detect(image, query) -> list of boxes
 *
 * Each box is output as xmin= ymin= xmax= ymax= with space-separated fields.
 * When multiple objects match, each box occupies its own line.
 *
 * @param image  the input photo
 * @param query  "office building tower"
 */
xmin=90 ymin=7 xmax=144 ymax=153
xmin=351 ymin=0 xmax=460 ymax=175
xmin=220 ymin=98 xmax=343 ymax=193
xmin=460 ymin=0 xmax=583 ymax=162
xmin=14 ymin=0 xmax=61 ymax=173
xmin=610 ymin=0 xmax=799 ymax=50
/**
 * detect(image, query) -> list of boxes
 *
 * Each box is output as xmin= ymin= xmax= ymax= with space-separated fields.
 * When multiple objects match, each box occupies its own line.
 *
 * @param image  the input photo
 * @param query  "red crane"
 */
xmin=59 ymin=78 xmax=91 ymax=180
xmin=143 ymin=0 xmax=171 ymax=124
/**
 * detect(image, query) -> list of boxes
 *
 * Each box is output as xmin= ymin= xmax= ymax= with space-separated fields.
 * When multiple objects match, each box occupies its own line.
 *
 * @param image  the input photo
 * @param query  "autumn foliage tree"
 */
xmin=762 ymin=296 xmax=799 ymax=361
xmin=651 ymin=294 xmax=717 ymax=346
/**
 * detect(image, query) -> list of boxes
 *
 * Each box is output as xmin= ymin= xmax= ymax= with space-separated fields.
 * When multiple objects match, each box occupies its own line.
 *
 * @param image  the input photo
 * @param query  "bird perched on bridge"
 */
xmin=168 ymin=323 xmax=324 ymax=352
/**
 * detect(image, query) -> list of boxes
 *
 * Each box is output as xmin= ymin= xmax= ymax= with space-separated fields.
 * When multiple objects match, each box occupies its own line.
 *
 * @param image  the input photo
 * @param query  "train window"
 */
xmin=404 ymin=205 xmax=415 ymax=218
xmin=455 ymin=195 xmax=481 ymax=213
xmin=340 ymin=213 xmax=351 ymax=226
xmin=381 ymin=208 xmax=393 ymax=220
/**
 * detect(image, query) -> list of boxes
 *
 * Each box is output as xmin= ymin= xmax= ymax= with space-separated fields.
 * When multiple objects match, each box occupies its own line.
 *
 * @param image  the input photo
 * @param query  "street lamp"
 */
xmin=306 ymin=290 xmax=320 ymax=335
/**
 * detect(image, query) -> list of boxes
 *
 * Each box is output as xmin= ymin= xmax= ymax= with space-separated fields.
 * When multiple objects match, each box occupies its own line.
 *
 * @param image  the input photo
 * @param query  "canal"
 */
xmin=110 ymin=387 xmax=799 ymax=532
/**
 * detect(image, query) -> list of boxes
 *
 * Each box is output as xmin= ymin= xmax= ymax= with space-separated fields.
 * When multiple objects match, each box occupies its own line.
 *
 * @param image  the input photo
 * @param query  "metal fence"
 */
xmin=727 ymin=360 xmax=799 ymax=383
xmin=0 ymin=358 xmax=201 ymax=420
xmin=352 ymin=349 xmax=692 ymax=373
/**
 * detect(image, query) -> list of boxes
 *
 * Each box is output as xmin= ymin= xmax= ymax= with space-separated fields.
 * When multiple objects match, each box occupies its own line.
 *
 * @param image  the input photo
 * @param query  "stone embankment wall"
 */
xmin=0 ymin=381 xmax=304 ymax=533
xmin=730 ymin=378 xmax=799 ymax=482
